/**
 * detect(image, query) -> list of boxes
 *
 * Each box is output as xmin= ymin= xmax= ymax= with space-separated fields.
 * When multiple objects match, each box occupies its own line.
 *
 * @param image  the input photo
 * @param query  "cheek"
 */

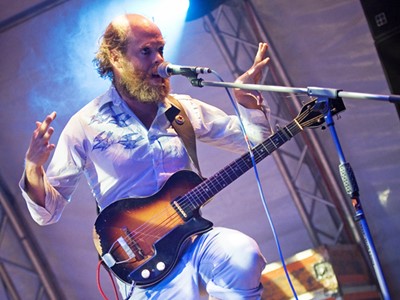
xmin=131 ymin=59 xmax=153 ymax=73
xmin=124 ymin=52 xmax=155 ymax=74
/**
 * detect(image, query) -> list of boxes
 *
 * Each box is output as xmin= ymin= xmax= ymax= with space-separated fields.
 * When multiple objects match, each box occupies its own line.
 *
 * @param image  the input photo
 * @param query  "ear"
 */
xmin=110 ymin=49 xmax=123 ymax=69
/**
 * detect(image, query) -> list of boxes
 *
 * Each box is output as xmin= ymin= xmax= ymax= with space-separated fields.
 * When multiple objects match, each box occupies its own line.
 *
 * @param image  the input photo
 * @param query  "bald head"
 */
xmin=112 ymin=13 xmax=155 ymax=29
xmin=112 ymin=14 xmax=163 ymax=44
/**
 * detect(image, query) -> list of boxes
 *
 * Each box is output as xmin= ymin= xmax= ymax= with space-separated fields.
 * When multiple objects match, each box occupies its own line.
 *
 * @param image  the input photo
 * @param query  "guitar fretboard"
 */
xmin=177 ymin=120 xmax=303 ymax=214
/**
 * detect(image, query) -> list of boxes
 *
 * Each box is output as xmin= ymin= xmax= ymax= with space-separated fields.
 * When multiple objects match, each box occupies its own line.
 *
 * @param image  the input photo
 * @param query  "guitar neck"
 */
xmin=180 ymin=120 xmax=303 ymax=211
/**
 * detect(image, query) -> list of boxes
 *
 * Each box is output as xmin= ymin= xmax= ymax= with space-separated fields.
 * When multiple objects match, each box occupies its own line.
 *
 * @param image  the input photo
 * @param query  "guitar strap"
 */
xmin=166 ymin=95 xmax=201 ymax=175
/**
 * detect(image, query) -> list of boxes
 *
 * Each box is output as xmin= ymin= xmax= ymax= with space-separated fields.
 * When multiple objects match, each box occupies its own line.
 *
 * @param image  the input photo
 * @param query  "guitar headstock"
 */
xmin=296 ymin=97 xmax=346 ymax=129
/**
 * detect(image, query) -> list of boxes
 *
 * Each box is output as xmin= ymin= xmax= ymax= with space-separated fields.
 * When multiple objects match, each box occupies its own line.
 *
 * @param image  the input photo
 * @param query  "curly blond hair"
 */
xmin=93 ymin=20 xmax=129 ymax=80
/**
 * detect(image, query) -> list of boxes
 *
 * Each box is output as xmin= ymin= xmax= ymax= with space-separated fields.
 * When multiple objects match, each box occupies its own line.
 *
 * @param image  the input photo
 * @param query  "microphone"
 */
xmin=157 ymin=62 xmax=212 ymax=78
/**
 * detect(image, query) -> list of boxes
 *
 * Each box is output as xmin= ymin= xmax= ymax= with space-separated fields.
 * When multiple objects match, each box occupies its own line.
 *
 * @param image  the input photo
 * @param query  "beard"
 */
xmin=117 ymin=59 xmax=170 ymax=103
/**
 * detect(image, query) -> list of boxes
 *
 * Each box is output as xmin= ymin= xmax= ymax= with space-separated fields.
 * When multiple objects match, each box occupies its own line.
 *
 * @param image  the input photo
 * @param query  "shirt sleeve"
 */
xmin=175 ymin=95 xmax=272 ymax=153
xmin=19 ymin=115 xmax=86 ymax=225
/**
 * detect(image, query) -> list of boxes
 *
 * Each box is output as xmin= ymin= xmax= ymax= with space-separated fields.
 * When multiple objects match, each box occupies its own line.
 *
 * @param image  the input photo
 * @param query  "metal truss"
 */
xmin=0 ymin=0 xmax=68 ymax=33
xmin=0 ymin=177 xmax=66 ymax=300
xmin=203 ymin=0 xmax=361 ymax=247
xmin=0 ymin=2 xmax=69 ymax=298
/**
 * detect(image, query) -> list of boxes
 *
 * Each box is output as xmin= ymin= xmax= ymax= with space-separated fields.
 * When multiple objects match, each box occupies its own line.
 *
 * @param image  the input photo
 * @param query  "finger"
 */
xmin=260 ymin=42 xmax=268 ymax=53
xmin=254 ymin=43 xmax=268 ymax=65
xmin=253 ymin=43 xmax=263 ymax=64
xmin=47 ymin=143 xmax=56 ymax=152
xmin=256 ymin=57 xmax=270 ymax=70
xmin=259 ymin=42 xmax=268 ymax=54
xmin=38 ymin=112 xmax=57 ymax=137
xmin=257 ymin=44 xmax=269 ymax=63
xmin=251 ymin=57 xmax=270 ymax=84
xmin=42 ymin=126 xmax=55 ymax=141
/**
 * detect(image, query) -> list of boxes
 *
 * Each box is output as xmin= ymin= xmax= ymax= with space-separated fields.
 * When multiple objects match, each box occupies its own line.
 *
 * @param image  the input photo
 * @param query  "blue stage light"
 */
xmin=185 ymin=0 xmax=227 ymax=21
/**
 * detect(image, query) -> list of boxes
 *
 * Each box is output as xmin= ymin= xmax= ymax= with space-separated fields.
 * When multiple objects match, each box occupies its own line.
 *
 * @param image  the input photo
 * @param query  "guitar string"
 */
xmin=109 ymin=174 xmax=228 ymax=258
xmin=181 ymin=105 xmax=319 ymax=210
xmin=169 ymin=117 xmax=305 ymax=212
xmin=120 ymin=213 xmax=187 ymax=260
xmin=109 ymin=205 xmax=184 ymax=259
xmin=130 ymin=211 xmax=183 ymax=245
xmin=107 ymin=109 xmax=321 ymax=262
xmin=111 ymin=212 xmax=184 ymax=265
xmin=176 ymin=120 xmax=301 ymax=210
xmin=172 ymin=108 xmax=319 ymax=216
xmin=104 ymin=199 xmax=183 ymax=253
xmin=109 ymin=184 xmax=213 ymax=255
xmin=176 ymin=110 xmax=321 ymax=213
xmin=183 ymin=101 xmax=320 ymax=205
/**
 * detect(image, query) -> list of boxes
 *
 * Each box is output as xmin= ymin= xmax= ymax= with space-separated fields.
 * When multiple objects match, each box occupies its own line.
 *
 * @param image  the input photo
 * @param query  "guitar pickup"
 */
xmin=171 ymin=198 xmax=193 ymax=220
xmin=123 ymin=227 xmax=145 ymax=260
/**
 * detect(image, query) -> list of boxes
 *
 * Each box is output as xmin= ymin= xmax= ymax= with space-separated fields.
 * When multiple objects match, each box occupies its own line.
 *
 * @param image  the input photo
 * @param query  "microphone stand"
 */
xmin=189 ymin=76 xmax=399 ymax=300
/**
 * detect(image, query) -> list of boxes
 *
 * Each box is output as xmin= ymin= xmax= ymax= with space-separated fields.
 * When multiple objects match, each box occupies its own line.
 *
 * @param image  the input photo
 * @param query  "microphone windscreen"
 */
xmin=157 ymin=62 xmax=170 ymax=78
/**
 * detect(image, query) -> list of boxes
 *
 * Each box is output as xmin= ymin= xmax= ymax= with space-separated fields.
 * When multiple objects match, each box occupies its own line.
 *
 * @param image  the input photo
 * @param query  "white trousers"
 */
xmin=118 ymin=227 xmax=266 ymax=300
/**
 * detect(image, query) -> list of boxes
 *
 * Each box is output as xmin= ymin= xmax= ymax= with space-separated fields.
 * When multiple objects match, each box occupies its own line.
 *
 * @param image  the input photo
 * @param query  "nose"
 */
xmin=154 ymin=51 xmax=164 ymax=65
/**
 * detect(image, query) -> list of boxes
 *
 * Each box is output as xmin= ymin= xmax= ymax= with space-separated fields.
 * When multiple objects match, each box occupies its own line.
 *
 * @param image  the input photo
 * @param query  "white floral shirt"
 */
xmin=20 ymin=86 xmax=271 ymax=225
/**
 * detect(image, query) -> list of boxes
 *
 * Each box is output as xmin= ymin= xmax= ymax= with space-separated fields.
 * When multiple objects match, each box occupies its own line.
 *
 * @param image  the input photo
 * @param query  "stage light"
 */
xmin=97 ymin=0 xmax=190 ymax=61
xmin=146 ymin=0 xmax=189 ymax=61
xmin=185 ymin=0 xmax=228 ymax=21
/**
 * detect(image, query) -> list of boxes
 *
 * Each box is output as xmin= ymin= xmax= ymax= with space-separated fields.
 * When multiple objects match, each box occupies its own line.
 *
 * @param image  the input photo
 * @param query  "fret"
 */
xmin=286 ymin=122 xmax=301 ymax=137
xmin=281 ymin=125 xmax=294 ymax=140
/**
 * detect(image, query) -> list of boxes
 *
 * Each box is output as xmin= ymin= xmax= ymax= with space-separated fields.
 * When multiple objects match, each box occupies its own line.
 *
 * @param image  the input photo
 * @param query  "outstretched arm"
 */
xmin=24 ymin=112 xmax=57 ymax=207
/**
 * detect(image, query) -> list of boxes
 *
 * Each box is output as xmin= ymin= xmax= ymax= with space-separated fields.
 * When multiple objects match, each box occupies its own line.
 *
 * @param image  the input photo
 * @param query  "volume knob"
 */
xmin=141 ymin=269 xmax=150 ymax=279
xmin=156 ymin=262 xmax=166 ymax=271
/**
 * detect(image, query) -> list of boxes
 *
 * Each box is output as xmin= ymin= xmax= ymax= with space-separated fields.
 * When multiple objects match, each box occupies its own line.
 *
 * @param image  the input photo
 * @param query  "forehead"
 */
xmin=127 ymin=20 xmax=165 ymax=48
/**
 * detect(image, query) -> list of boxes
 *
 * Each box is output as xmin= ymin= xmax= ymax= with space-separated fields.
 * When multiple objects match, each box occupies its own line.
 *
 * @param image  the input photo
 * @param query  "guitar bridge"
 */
xmin=101 ymin=235 xmax=136 ymax=268
xmin=102 ymin=227 xmax=148 ymax=268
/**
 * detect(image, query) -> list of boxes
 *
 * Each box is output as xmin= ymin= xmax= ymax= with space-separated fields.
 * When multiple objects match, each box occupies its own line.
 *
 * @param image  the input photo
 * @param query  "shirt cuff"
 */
xmin=19 ymin=170 xmax=68 ymax=225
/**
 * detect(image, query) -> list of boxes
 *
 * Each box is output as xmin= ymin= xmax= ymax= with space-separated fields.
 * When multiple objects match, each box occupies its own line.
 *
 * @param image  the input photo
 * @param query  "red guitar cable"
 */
xmin=96 ymin=260 xmax=120 ymax=300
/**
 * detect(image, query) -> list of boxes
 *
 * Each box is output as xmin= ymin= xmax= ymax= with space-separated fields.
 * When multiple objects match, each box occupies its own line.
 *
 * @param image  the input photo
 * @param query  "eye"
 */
xmin=159 ymin=46 xmax=164 ymax=57
xmin=141 ymin=47 xmax=150 ymax=55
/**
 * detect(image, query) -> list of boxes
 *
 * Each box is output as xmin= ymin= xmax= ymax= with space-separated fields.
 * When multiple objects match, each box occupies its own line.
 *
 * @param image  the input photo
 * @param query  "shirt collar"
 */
xmin=108 ymin=84 xmax=171 ymax=114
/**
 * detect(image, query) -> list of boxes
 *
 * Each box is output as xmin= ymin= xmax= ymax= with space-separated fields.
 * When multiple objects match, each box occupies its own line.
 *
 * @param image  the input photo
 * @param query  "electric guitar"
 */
xmin=93 ymin=97 xmax=345 ymax=287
